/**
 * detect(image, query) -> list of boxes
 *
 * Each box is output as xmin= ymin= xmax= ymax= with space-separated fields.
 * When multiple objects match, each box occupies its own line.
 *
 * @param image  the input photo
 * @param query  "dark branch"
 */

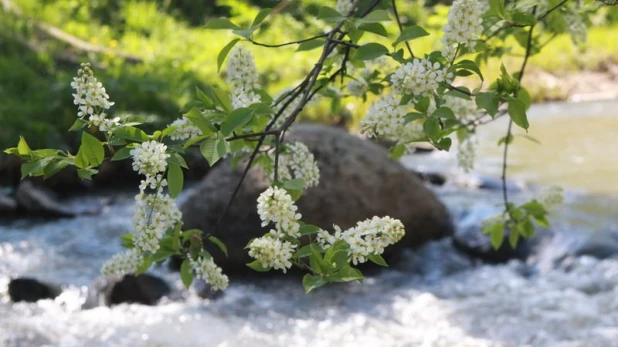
xmin=391 ymin=0 xmax=414 ymax=58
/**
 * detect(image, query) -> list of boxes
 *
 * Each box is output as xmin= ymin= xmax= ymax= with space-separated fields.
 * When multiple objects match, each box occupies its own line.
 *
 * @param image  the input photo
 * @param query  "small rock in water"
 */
xmin=15 ymin=181 xmax=75 ymax=218
xmin=8 ymin=277 xmax=61 ymax=303
xmin=106 ymin=274 xmax=171 ymax=306
xmin=0 ymin=194 xmax=17 ymax=215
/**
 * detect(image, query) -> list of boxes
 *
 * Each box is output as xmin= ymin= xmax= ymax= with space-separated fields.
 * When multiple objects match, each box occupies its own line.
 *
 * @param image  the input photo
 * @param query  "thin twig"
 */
xmin=391 ymin=0 xmax=414 ymax=58
xmin=248 ymin=34 xmax=327 ymax=48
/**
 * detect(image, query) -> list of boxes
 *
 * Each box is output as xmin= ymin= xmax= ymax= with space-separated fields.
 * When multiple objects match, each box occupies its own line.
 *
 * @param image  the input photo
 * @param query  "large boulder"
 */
xmin=15 ymin=181 xmax=76 ymax=218
xmin=181 ymin=124 xmax=454 ymax=273
xmin=105 ymin=274 xmax=171 ymax=306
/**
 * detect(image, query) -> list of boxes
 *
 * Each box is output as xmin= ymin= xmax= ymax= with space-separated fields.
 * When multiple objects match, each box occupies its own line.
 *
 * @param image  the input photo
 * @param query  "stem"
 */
xmin=248 ymin=34 xmax=328 ymax=48
xmin=391 ymin=0 xmax=414 ymax=58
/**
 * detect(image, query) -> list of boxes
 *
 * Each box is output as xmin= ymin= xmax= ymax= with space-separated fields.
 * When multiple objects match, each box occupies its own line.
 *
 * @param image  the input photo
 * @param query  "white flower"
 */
xmin=270 ymin=142 xmax=320 ymax=188
xmin=336 ymin=0 xmax=355 ymax=15
xmin=248 ymin=236 xmax=297 ymax=273
xmin=130 ymin=141 xmax=170 ymax=178
xmin=169 ymin=117 xmax=202 ymax=141
xmin=457 ymin=134 xmax=477 ymax=173
xmin=445 ymin=95 xmax=477 ymax=122
xmin=71 ymin=63 xmax=118 ymax=131
xmin=566 ymin=12 xmax=587 ymax=45
xmin=227 ymin=45 xmax=260 ymax=91
xmin=391 ymin=58 xmax=453 ymax=96
xmin=188 ymin=255 xmax=229 ymax=291
xmin=319 ymin=217 xmax=405 ymax=265
xmin=361 ymin=93 xmax=407 ymax=139
xmin=101 ymin=249 xmax=143 ymax=277
xmin=347 ymin=77 xmax=368 ymax=97
xmin=132 ymin=192 xmax=182 ymax=253
xmin=398 ymin=121 xmax=425 ymax=144
xmin=257 ymin=186 xmax=302 ymax=237
xmin=231 ymin=85 xmax=261 ymax=109
xmin=537 ymin=185 xmax=564 ymax=210
xmin=441 ymin=0 xmax=487 ymax=59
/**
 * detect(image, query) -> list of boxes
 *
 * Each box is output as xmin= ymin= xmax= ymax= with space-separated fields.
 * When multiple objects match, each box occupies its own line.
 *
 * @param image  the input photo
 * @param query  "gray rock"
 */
xmin=181 ymin=124 xmax=454 ymax=273
xmin=8 ymin=277 xmax=61 ymax=303
xmin=15 ymin=181 xmax=75 ymax=218
xmin=105 ymin=274 xmax=171 ymax=306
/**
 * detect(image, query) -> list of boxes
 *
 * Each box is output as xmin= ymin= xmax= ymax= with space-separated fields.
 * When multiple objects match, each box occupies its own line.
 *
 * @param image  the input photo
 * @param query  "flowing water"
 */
xmin=1 ymin=101 xmax=618 ymax=347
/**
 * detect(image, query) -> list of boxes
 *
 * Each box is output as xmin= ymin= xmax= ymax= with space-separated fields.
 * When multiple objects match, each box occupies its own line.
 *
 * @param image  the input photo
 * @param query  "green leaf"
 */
xmin=136 ymin=257 xmax=153 ymax=276
xmin=208 ymin=235 xmax=228 ymax=257
xmin=432 ymin=107 xmax=456 ymax=119
xmin=167 ymin=163 xmax=184 ymax=198
xmin=111 ymin=146 xmax=133 ymax=161
xmin=282 ymin=178 xmax=305 ymax=191
xmin=393 ymin=25 xmax=429 ymax=46
xmin=488 ymin=0 xmax=508 ymax=19
xmin=77 ymin=168 xmax=98 ymax=180
xmin=302 ymin=274 xmax=327 ymax=293
xmin=296 ymin=38 xmax=326 ymax=52
xmin=200 ymin=137 xmax=223 ymax=166
xmin=299 ymin=223 xmax=320 ymax=235
xmin=519 ymin=218 xmax=536 ymax=238
xmin=68 ymin=119 xmax=88 ymax=132
xmin=507 ymin=98 xmax=529 ymax=130
xmin=221 ymin=108 xmax=255 ymax=136
xmin=357 ymin=9 xmax=390 ymax=24
xmin=455 ymin=60 xmax=483 ymax=81
xmin=509 ymin=229 xmax=520 ymax=249
xmin=120 ymin=233 xmax=134 ymax=248
xmin=388 ymin=144 xmax=406 ymax=160
xmin=180 ymin=259 xmax=194 ymax=288
xmin=512 ymin=12 xmax=537 ymax=26
xmin=293 ymin=245 xmax=314 ymax=259
xmin=367 ymin=253 xmax=388 ymax=267
xmin=329 ymin=266 xmax=364 ymax=283
xmin=168 ymin=152 xmax=189 ymax=169
xmin=44 ymin=159 xmax=69 ymax=178
xmin=490 ymin=225 xmax=505 ymax=249
xmin=435 ymin=137 xmax=452 ymax=151
xmin=251 ymin=8 xmax=272 ymax=27
xmin=475 ymin=92 xmax=500 ymax=117
xmin=355 ymin=43 xmax=389 ymax=60
xmin=184 ymin=108 xmax=217 ymax=136
xmin=423 ymin=117 xmax=441 ymax=140
xmin=247 ymin=260 xmax=270 ymax=272
xmin=17 ymin=136 xmax=32 ymax=157
xmin=357 ymin=23 xmax=388 ymax=37
xmin=318 ymin=6 xmax=344 ymax=22
xmin=113 ymin=126 xmax=150 ymax=142
xmin=217 ymin=39 xmax=240 ymax=73
xmin=204 ymin=18 xmax=241 ymax=30
xmin=232 ymin=27 xmax=258 ymax=39
xmin=76 ymin=132 xmax=105 ymax=168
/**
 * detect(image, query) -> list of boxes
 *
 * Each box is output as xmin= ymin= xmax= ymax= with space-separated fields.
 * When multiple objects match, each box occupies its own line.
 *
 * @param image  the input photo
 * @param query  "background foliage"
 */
xmin=1 ymin=0 xmax=617 ymax=150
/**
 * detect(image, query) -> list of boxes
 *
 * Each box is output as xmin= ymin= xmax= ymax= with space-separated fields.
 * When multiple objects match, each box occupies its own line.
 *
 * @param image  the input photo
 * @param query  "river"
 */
xmin=1 ymin=101 xmax=618 ymax=347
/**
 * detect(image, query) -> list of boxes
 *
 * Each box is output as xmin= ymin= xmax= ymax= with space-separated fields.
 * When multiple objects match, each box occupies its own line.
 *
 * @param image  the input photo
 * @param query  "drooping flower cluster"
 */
xmin=271 ymin=142 xmax=320 ymax=188
xmin=441 ymin=0 xmax=487 ymax=59
xmin=227 ymin=45 xmax=261 ymax=109
xmin=336 ymin=0 xmax=354 ymax=15
xmin=390 ymin=58 xmax=453 ymax=96
xmin=132 ymin=192 xmax=182 ymax=253
xmin=188 ymin=255 xmax=229 ymax=291
xmin=71 ymin=63 xmax=119 ymax=132
xmin=445 ymin=95 xmax=477 ymax=122
xmin=317 ymin=216 xmax=406 ymax=265
xmin=169 ymin=117 xmax=202 ymax=141
xmin=565 ymin=12 xmax=587 ymax=45
xmin=256 ymin=186 xmax=302 ymax=237
xmin=131 ymin=140 xmax=170 ymax=188
xmin=537 ymin=185 xmax=564 ymax=210
xmin=247 ymin=236 xmax=297 ymax=273
xmin=457 ymin=135 xmax=477 ymax=173
xmin=100 ymin=249 xmax=143 ymax=277
xmin=360 ymin=93 xmax=407 ymax=139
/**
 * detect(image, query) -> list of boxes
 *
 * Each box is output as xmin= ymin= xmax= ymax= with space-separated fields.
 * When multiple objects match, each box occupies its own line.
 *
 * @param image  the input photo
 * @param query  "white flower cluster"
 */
xmin=566 ymin=12 xmax=587 ymax=45
xmin=132 ymin=192 xmax=182 ymax=253
xmin=336 ymin=0 xmax=354 ymax=15
xmin=317 ymin=216 xmax=405 ymax=265
xmin=227 ymin=45 xmax=261 ymax=109
xmin=441 ymin=0 xmax=487 ymax=59
xmin=347 ymin=77 xmax=368 ymax=97
xmin=537 ymin=185 xmax=564 ymax=210
xmin=257 ymin=186 xmax=302 ymax=237
xmin=71 ymin=63 xmax=119 ymax=132
xmin=445 ymin=95 xmax=477 ymax=122
xmin=390 ymin=59 xmax=453 ymax=96
xmin=169 ymin=117 xmax=202 ymax=141
xmin=188 ymin=255 xmax=229 ymax=291
xmin=457 ymin=135 xmax=477 ymax=173
xmin=131 ymin=140 xmax=170 ymax=179
xmin=248 ymin=236 xmax=297 ymax=273
xmin=100 ymin=249 xmax=143 ymax=277
xmin=271 ymin=142 xmax=320 ymax=188
xmin=360 ymin=93 xmax=407 ymax=139
xmin=271 ymin=88 xmax=299 ymax=129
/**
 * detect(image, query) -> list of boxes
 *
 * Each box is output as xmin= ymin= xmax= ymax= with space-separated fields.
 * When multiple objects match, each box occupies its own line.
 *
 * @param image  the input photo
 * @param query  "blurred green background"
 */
xmin=1 ymin=0 xmax=617 ymax=150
